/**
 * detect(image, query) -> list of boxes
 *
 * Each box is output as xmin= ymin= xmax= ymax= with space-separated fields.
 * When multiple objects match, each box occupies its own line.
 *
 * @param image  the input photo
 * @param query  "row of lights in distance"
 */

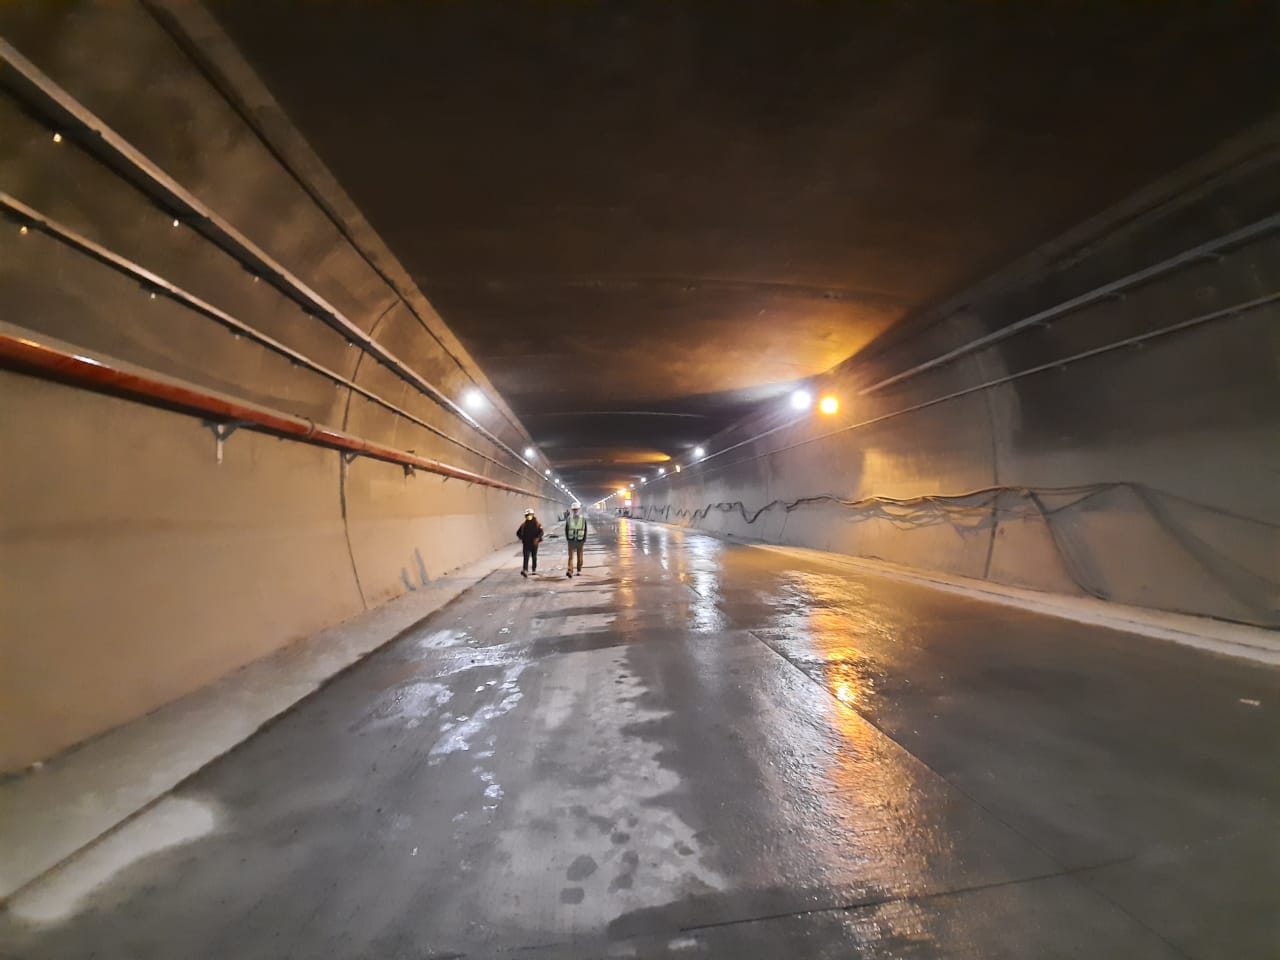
xmin=595 ymin=388 xmax=840 ymax=506
xmin=416 ymin=390 xmax=565 ymax=495
xmin=526 ymin=441 xmax=580 ymax=503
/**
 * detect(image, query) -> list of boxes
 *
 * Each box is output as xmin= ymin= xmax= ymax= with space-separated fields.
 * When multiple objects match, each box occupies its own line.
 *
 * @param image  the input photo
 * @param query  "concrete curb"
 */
xmin=748 ymin=542 xmax=1280 ymax=666
xmin=0 ymin=545 xmax=523 ymax=903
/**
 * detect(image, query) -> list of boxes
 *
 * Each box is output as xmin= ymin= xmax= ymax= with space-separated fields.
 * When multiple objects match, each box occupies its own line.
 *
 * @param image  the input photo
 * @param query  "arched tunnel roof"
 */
xmin=212 ymin=1 xmax=1279 ymax=500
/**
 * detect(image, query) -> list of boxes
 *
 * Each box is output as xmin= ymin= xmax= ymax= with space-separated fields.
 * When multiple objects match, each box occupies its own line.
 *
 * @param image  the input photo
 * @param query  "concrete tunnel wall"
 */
xmin=640 ymin=129 xmax=1280 ymax=629
xmin=0 ymin=4 xmax=563 ymax=773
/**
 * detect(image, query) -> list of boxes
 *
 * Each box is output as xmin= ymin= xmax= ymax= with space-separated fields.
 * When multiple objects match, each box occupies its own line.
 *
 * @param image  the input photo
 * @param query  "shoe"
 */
xmin=566 ymin=571 xmax=572 ymax=578
xmin=521 ymin=570 xmax=528 ymax=578
xmin=577 ymin=567 xmax=582 ymax=574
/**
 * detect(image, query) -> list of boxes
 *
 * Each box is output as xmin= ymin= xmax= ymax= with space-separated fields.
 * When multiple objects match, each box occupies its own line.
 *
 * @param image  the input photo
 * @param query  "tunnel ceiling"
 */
xmin=212 ymin=1 xmax=1277 ymax=499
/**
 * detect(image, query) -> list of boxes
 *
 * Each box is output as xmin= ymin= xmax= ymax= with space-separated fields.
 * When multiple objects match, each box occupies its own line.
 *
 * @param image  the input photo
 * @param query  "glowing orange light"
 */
xmin=819 ymin=395 xmax=839 ymax=415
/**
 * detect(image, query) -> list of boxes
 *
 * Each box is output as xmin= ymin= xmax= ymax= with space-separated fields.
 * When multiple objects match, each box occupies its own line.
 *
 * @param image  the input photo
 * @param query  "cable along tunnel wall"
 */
xmin=639 ymin=131 xmax=1280 ymax=629
xmin=0 ymin=5 xmax=560 ymax=773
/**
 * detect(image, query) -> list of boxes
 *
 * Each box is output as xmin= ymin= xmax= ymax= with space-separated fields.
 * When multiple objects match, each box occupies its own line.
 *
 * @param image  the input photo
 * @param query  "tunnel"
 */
xmin=1 ymin=2 xmax=1278 ymax=957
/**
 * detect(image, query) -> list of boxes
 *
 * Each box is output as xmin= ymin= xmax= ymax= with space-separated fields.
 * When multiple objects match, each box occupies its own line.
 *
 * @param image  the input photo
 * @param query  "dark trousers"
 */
xmin=566 ymin=540 xmax=584 ymax=571
xmin=522 ymin=542 xmax=539 ymax=572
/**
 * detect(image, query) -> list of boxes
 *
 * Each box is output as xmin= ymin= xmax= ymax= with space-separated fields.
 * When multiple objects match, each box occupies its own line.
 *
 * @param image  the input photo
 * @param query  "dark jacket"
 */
xmin=516 ymin=518 xmax=543 ymax=545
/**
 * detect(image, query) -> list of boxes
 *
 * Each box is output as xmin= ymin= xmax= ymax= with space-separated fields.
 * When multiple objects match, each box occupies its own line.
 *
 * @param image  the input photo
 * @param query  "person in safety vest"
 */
xmin=564 ymin=503 xmax=587 ymax=578
xmin=516 ymin=509 xmax=543 ymax=578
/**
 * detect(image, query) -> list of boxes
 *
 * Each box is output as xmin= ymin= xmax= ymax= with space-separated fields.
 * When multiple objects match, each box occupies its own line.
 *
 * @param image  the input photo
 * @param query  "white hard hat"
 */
xmin=571 ymin=502 xmax=581 ymax=510
xmin=524 ymin=507 xmax=534 ymax=515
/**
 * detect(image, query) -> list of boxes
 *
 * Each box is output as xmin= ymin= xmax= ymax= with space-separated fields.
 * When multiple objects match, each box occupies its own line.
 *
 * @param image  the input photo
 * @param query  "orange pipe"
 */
xmin=0 ymin=324 xmax=546 ymax=499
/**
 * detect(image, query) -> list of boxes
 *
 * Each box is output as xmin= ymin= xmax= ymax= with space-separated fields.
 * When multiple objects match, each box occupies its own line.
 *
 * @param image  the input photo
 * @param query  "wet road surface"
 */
xmin=3 ymin=518 xmax=1277 ymax=958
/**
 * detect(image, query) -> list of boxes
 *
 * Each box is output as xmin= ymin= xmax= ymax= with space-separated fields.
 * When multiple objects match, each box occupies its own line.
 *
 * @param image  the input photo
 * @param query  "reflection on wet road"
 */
xmin=4 ymin=519 xmax=1278 ymax=958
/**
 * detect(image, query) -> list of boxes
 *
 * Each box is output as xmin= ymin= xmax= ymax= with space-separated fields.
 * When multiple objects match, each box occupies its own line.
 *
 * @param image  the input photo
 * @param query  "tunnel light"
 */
xmin=694 ymin=446 xmax=705 ymax=458
xmin=544 ymin=468 xmax=551 ymax=476
xmin=641 ymin=478 xmax=647 ymax=484
xmin=462 ymin=388 xmax=486 ymax=412
xmin=617 ymin=488 xmax=626 ymax=496
xmin=819 ymin=395 xmax=839 ymax=415
xmin=629 ymin=483 xmax=634 ymax=489
xmin=171 ymin=218 xmax=180 ymax=228
xmin=675 ymin=465 xmax=681 ymax=473
xmin=790 ymin=389 xmax=812 ymax=411
xmin=658 ymin=467 xmax=666 ymax=475
xmin=52 ymin=132 xmax=63 ymax=144
xmin=19 ymin=225 xmax=29 ymax=236
xmin=524 ymin=447 xmax=536 ymax=459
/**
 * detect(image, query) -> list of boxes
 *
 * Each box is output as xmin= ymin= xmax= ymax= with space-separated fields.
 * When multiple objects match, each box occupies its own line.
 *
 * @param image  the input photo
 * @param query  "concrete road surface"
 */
xmin=3 ymin=519 xmax=1277 ymax=958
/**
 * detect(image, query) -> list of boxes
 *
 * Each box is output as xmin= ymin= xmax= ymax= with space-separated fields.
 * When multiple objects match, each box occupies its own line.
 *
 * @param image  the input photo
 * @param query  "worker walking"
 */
xmin=564 ymin=503 xmax=587 ymax=578
xmin=516 ymin=508 xmax=543 ymax=577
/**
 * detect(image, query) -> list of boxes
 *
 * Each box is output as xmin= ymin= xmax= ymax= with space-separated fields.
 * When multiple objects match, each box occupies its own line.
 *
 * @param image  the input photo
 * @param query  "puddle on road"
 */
xmin=486 ymin=654 xmax=726 ymax=930
xmin=429 ymin=665 xmax=526 ymax=761
xmin=350 ymin=680 xmax=454 ymax=732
